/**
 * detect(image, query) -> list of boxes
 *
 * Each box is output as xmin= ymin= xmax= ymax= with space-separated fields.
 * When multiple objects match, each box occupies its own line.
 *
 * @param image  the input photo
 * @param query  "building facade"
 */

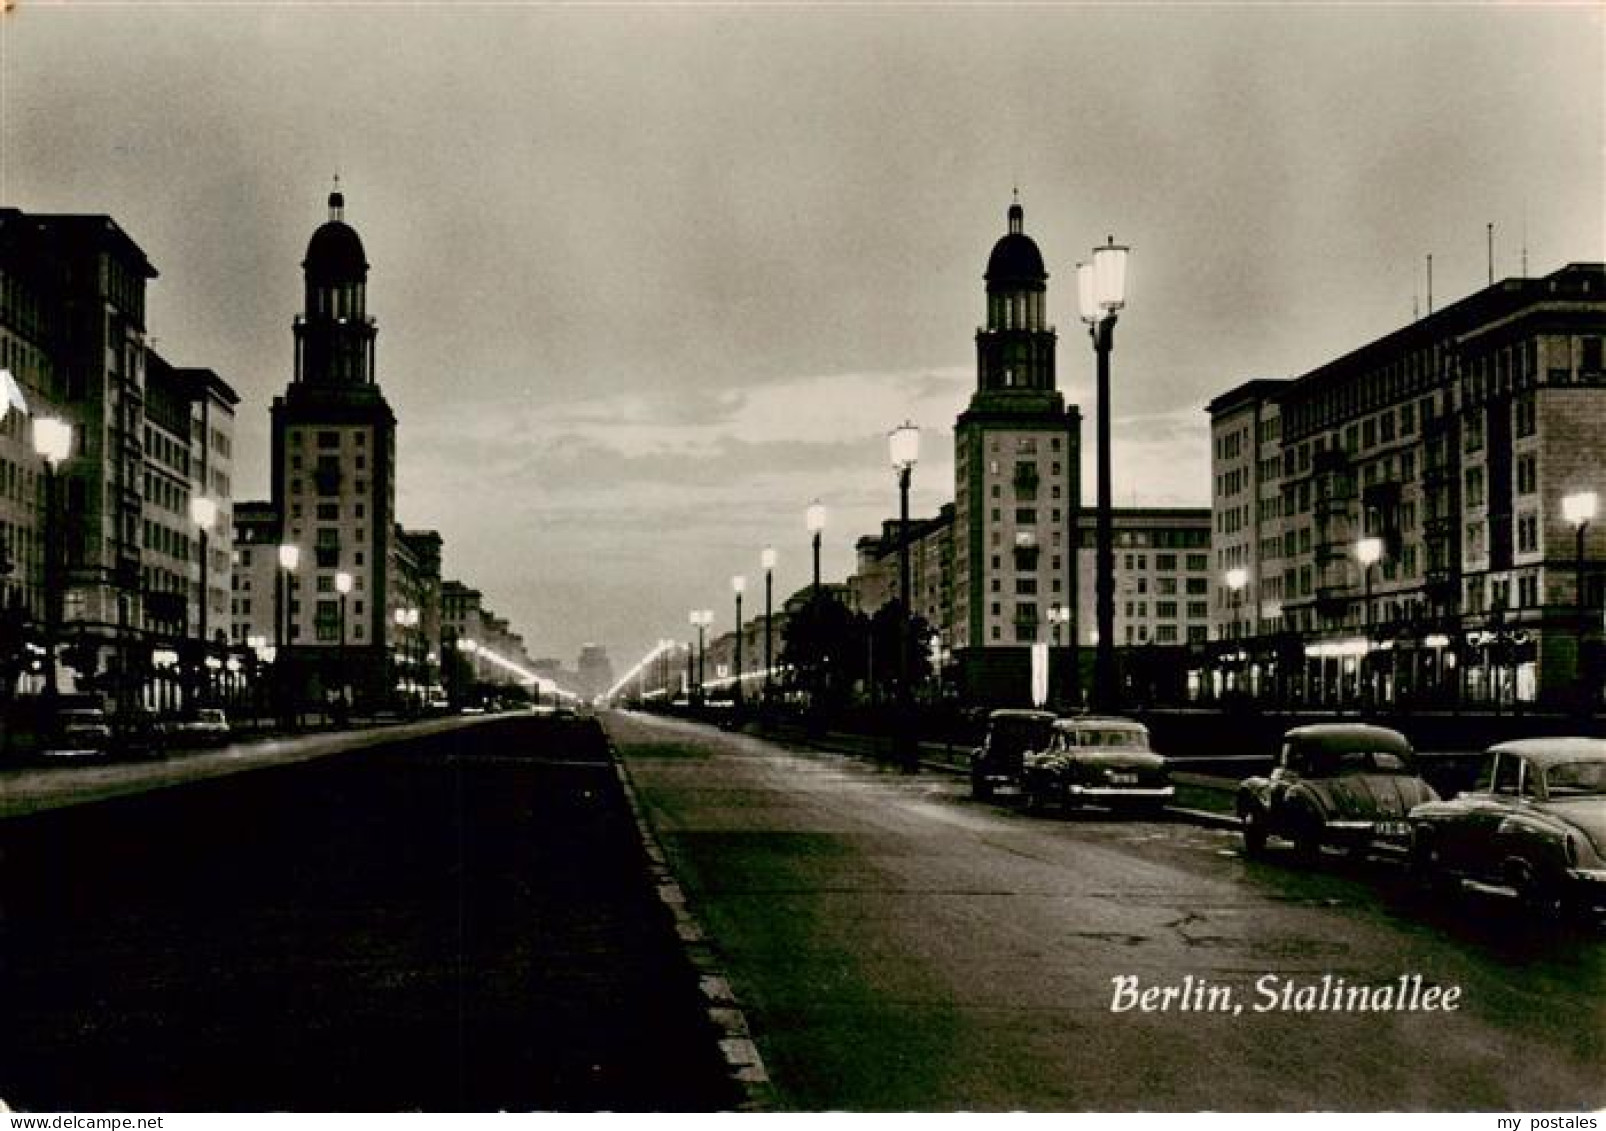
xmin=952 ymin=200 xmax=1082 ymax=701
xmin=1207 ymin=263 xmax=1606 ymax=711
xmin=269 ymin=189 xmax=399 ymax=707
xmin=1 ymin=209 xmax=239 ymax=713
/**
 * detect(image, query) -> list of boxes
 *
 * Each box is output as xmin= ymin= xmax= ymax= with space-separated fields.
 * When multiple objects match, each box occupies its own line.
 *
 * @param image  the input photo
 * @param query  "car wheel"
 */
xmin=1240 ymin=805 xmax=1268 ymax=857
xmin=1290 ymin=810 xmax=1324 ymax=862
xmin=1408 ymin=828 xmax=1450 ymax=893
xmin=971 ymin=772 xmax=993 ymax=801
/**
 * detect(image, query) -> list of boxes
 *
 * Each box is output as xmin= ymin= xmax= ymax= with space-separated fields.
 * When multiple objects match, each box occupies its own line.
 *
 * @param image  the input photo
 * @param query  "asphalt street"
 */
xmin=0 ymin=716 xmax=738 ymax=1112
xmin=607 ymin=710 xmax=1605 ymax=1112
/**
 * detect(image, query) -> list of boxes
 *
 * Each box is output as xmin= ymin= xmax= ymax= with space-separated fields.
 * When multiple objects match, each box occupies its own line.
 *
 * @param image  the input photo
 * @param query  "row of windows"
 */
xmin=143 ymin=425 xmax=190 ymax=476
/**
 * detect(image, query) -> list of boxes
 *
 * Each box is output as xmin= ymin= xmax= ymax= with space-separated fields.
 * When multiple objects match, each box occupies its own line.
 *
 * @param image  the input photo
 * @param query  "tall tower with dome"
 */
xmin=952 ymin=197 xmax=1082 ymax=703
xmin=268 ymin=185 xmax=398 ymax=705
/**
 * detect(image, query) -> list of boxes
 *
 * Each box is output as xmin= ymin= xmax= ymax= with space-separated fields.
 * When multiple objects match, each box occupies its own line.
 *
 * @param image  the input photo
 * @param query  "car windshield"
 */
xmin=198 ymin=710 xmax=226 ymax=724
xmin=992 ymin=719 xmax=1053 ymax=754
xmin=1544 ymin=760 xmax=1606 ymax=798
xmin=1075 ymin=729 xmax=1148 ymax=749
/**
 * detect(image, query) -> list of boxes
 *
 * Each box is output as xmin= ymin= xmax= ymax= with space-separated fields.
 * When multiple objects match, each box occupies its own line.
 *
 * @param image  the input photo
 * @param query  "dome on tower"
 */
xmin=985 ymin=200 xmax=1046 ymax=286
xmin=302 ymin=189 xmax=368 ymax=282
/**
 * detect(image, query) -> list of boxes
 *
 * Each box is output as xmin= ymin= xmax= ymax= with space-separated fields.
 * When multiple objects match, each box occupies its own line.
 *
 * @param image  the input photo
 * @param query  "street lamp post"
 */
xmin=1563 ymin=490 xmax=1598 ymax=710
xmin=732 ymin=575 xmax=746 ymax=710
xmin=189 ymin=496 xmax=217 ymax=708
xmin=1224 ymin=566 xmax=1248 ymax=698
xmin=32 ymin=417 xmax=72 ymax=701
xmin=1077 ymin=237 xmax=1130 ymax=714
xmin=335 ymin=570 xmax=353 ymax=715
xmin=276 ymin=542 xmax=300 ymax=723
xmin=761 ymin=547 xmax=776 ymax=702
xmin=806 ymin=500 xmax=826 ymax=597
xmin=1355 ymin=536 xmax=1384 ymax=710
xmin=1047 ymin=603 xmax=1071 ymax=707
xmin=690 ymin=609 xmax=712 ymax=704
xmin=889 ymin=421 xmax=920 ymax=772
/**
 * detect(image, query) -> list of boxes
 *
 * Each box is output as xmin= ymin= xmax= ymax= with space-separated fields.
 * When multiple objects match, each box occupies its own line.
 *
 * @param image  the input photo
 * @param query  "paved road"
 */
xmin=607 ymin=710 xmax=1605 ymax=1112
xmin=0 ymin=716 xmax=737 ymax=1112
xmin=0 ymin=714 xmax=493 ymax=818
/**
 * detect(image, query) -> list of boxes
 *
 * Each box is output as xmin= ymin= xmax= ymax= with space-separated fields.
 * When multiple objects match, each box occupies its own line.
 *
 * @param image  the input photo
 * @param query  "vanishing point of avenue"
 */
xmin=3 ymin=187 xmax=1605 ymax=1110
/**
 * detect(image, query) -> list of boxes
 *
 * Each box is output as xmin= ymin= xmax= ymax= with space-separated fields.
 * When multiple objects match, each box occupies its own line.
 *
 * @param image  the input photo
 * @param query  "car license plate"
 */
xmin=1374 ymin=820 xmax=1410 ymax=839
xmin=1110 ymin=772 xmax=1138 ymax=785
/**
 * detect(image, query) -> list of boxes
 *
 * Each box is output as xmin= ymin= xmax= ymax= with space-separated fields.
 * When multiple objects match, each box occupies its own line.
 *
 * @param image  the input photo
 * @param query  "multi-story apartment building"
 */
xmin=229 ymin=500 xmax=280 ymax=650
xmin=1208 ymin=263 xmax=1606 ymax=710
xmin=1 ymin=209 xmax=238 ymax=712
xmin=1207 ymin=379 xmax=1289 ymax=646
xmin=1074 ymin=508 xmax=1213 ymax=652
xmin=952 ymin=200 xmax=1082 ymax=701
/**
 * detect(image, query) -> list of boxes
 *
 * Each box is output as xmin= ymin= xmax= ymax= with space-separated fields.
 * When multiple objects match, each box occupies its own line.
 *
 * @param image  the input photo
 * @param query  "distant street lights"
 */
xmin=1355 ymin=536 xmax=1384 ymax=708
xmin=761 ymin=547 xmax=777 ymax=700
xmin=889 ymin=421 xmax=920 ymax=771
xmin=731 ymin=575 xmax=746 ymax=709
xmin=32 ymin=416 xmax=72 ymax=701
xmin=190 ymin=496 xmax=217 ymax=707
xmin=1077 ymin=236 xmax=1130 ymax=714
xmin=807 ymin=500 xmax=826 ymax=596
xmin=1563 ymin=489 xmax=1598 ymax=707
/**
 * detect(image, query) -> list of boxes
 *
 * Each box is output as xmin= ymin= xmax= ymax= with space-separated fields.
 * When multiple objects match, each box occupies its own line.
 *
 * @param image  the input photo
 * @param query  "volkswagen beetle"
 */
xmin=1237 ymin=723 xmax=1437 ymax=859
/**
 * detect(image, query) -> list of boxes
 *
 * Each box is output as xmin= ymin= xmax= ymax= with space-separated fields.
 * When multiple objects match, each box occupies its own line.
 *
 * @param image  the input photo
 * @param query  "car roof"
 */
xmin=1487 ymin=737 xmax=1606 ymax=764
xmin=1284 ymin=723 xmax=1412 ymax=751
xmin=988 ymin=709 xmax=1057 ymax=721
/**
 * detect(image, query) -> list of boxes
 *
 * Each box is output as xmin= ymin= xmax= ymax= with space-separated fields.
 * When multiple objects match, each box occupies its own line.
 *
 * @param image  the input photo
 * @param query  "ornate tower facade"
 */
xmin=952 ymin=199 xmax=1082 ymax=703
xmin=269 ymin=187 xmax=398 ymax=705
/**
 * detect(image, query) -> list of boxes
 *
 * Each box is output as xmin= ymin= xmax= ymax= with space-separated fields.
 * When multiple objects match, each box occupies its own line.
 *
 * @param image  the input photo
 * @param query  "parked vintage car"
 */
xmin=1237 ymin=723 xmax=1437 ymax=859
xmin=968 ymin=709 xmax=1057 ymax=799
xmin=0 ymin=697 xmax=113 ymax=764
xmin=1020 ymin=716 xmax=1173 ymax=813
xmin=1408 ymin=737 xmax=1606 ymax=913
xmin=112 ymin=707 xmax=168 ymax=760
xmin=172 ymin=708 xmax=232 ymax=747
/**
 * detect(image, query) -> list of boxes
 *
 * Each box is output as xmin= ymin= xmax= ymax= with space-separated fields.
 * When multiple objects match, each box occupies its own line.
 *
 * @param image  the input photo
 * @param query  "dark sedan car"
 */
xmin=1409 ymin=737 xmax=1606 ymax=913
xmin=1237 ymin=723 xmax=1438 ymax=860
xmin=1020 ymin=716 xmax=1173 ymax=813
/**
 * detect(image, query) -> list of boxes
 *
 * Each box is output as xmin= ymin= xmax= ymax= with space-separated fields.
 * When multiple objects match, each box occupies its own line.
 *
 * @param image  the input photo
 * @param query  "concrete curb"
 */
xmin=607 ymin=742 xmax=777 ymax=1112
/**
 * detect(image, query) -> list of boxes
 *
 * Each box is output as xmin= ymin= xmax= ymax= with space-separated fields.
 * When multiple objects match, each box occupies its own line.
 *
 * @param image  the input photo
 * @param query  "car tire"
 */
xmin=1241 ymin=805 xmax=1268 ymax=857
xmin=1408 ymin=828 xmax=1451 ymax=894
xmin=1290 ymin=808 xmax=1324 ymax=862
xmin=971 ymin=772 xmax=993 ymax=801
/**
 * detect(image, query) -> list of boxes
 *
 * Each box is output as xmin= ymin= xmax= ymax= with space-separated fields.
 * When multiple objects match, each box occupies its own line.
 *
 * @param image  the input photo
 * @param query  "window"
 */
xmin=1515 ymin=393 xmax=1536 ymax=437
xmin=1187 ymin=553 xmax=1209 ymax=571
xmin=1516 ymin=453 xmax=1537 ymax=496
xmin=1465 ymin=466 xmax=1485 ymax=508
xmin=1517 ymin=511 xmax=1538 ymax=554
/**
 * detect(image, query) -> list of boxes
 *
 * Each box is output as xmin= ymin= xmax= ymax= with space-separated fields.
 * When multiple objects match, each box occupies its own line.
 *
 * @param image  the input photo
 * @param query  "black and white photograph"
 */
xmin=0 ymin=0 xmax=1602 ymax=1116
